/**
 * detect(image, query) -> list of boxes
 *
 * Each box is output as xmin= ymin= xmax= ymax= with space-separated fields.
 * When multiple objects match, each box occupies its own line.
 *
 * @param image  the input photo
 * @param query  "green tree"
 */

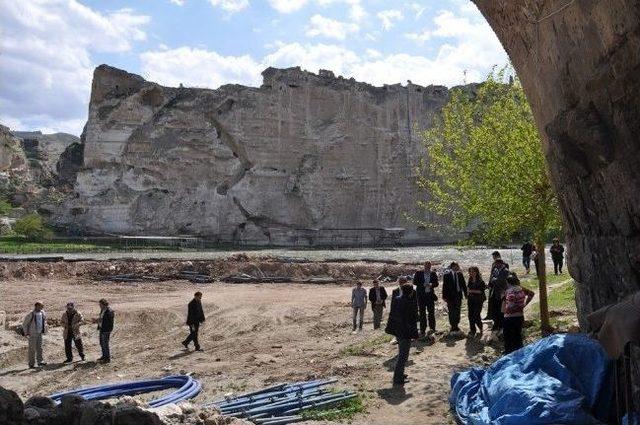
xmin=416 ymin=68 xmax=561 ymax=332
xmin=0 ymin=198 xmax=12 ymax=215
xmin=13 ymin=213 xmax=53 ymax=239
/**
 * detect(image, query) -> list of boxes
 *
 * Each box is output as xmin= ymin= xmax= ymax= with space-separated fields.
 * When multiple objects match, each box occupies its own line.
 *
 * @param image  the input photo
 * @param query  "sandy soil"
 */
xmin=0 ymin=272 xmax=503 ymax=424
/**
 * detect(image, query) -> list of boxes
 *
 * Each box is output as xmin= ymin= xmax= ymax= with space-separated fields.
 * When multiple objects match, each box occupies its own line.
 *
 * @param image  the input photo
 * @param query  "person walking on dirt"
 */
xmin=97 ymin=299 xmax=114 ymax=363
xmin=521 ymin=241 xmax=534 ymax=274
xmin=22 ymin=302 xmax=47 ymax=368
xmin=368 ymin=280 xmax=388 ymax=330
xmin=385 ymin=278 xmax=418 ymax=385
xmin=442 ymin=262 xmax=467 ymax=334
xmin=62 ymin=302 xmax=85 ymax=363
xmin=413 ymin=261 xmax=439 ymax=336
xmin=502 ymin=273 xmax=534 ymax=354
xmin=182 ymin=291 xmax=205 ymax=351
xmin=466 ymin=267 xmax=486 ymax=337
xmin=351 ymin=282 xmax=367 ymax=334
xmin=550 ymin=238 xmax=565 ymax=275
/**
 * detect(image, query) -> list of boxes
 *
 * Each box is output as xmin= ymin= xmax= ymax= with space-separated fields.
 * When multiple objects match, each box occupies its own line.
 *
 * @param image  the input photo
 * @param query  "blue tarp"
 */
xmin=450 ymin=334 xmax=613 ymax=424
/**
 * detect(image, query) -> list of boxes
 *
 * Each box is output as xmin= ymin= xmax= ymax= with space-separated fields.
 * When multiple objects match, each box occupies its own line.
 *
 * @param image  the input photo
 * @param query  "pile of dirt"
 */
xmin=0 ymin=256 xmax=419 ymax=284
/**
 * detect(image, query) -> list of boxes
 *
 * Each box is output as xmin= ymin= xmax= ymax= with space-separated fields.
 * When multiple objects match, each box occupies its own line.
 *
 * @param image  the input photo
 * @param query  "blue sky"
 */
xmin=0 ymin=0 xmax=507 ymax=135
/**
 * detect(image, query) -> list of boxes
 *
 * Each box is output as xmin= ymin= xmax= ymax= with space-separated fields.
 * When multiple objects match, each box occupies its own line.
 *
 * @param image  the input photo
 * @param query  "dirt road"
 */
xmin=0 ymin=277 xmax=501 ymax=424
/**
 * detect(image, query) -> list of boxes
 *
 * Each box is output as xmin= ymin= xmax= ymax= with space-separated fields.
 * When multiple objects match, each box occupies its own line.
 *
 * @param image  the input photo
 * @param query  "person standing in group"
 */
xmin=97 ymin=299 xmax=114 ymax=363
xmin=521 ymin=241 xmax=534 ymax=274
xmin=351 ymin=281 xmax=367 ymax=334
xmin=413 ymin=261 xmax=439 ymax=336
xmin=368 ymin=280 xmax=388 ymax=330
xmin=385 ymin=278 xmax=418 ymax=385
xmin=22 ymin=302 xmax=47 ymax=368
xmin=502 ymin=273 xmax=535 ymax=354
xmin=488 ymin=256 xmax=510 ymax=335
xmin=61 ymin=302 xmax=85 ymax=363
xmin=530 ymin=246 xmax=540 ymax=276
xmin=182 ymin=291 xmax=205 ymax=351
xmin=466 ymin=267 xmax=486 ymax=337
xmin=550 ymin=238 xmax=565 ymax=275
xmin=485 ymin=251 xmax=509 ymax=320
xmin=442 ymin=262 xmax=467 ymax=334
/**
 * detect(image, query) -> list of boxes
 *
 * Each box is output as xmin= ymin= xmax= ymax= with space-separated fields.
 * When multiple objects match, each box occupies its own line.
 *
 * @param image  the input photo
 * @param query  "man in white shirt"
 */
xmin=22 ymin=302 xmax=47 ymax=368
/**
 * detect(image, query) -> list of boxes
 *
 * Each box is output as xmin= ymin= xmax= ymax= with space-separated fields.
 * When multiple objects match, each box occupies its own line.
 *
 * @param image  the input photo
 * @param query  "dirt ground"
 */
xmin=0 ymin=262 xmax=504 ymax=425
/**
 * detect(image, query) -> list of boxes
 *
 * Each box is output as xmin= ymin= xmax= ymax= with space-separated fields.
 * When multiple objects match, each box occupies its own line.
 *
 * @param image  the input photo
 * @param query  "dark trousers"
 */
xmin=418 ymin=299 xmax=436 ymax=334
xmin=64 ymin=335 xmax=84 ymax=360
xmin=553 ymin=258 xmax=563 ymax=274
xmin=447 ymin=298 xmax=462 ymax=331
xmin=183 ymin=323 xmax=200 ymax=349
xmin=468 ymin=299 xmax=484 ymax=334
xmin=393 ymin=338 xmax=411 ymax=383
xmin=522 ymin=256 xmax=531 ymax=271
xmin=99 ymin=332 xmax=111 ymax=360
xmin=503 ymin=316 xmax=524 ymax=354
xmin=490 ymin=296 xmax=504 ymax=331
xmin=372 ymin=304 xmax=384 ymax=329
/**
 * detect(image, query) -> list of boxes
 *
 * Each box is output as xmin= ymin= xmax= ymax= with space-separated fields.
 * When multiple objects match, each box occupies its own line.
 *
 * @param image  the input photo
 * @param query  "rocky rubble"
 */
xmin=0 ymin=386 xmax=251 ymax=425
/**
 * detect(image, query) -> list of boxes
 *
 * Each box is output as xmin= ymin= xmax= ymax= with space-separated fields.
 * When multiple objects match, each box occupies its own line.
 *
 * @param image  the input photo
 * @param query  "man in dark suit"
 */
xmin=413 ymin=261 xmax=439 ymax=336
xmin=385 ymin=278 xmax=418 ymax=385
xmin=442 ymin=262 xmax=467 ymax=333
xmin=182 ymin=292 xmax=205 ymax=351
xmin=368 ymin=280 xmax=388 ymax=330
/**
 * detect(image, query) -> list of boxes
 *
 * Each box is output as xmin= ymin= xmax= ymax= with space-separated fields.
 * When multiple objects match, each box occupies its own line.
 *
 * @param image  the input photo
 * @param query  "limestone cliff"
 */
xmin=60 ymin=65 xmax=457 ymax=245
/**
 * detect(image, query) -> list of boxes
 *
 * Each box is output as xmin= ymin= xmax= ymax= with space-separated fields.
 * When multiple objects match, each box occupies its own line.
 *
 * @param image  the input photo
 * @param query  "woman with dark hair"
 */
xmin=467 ymin=266 xmax=486 ymax=336
xmin=502 ymin=273 xmax=534 ymax=354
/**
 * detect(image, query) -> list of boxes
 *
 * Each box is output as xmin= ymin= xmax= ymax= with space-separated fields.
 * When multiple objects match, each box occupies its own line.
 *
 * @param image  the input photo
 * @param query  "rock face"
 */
xmin=12 ymin=131 xmax=79 ymax=177
xmin=0 ymin=125 xmax=35 ymax=205
xmin=471 ymin=1 xmax=640 ymax=323
xmin=61 ymin=65 xmax=458 ymax=245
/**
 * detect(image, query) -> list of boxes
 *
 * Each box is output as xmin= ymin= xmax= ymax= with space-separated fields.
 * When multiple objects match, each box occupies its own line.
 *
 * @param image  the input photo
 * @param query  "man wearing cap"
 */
xmin=22 ymin=302 xmax=47 ymax=368
xmin=62 ymin=302 xmax=85 ymax=363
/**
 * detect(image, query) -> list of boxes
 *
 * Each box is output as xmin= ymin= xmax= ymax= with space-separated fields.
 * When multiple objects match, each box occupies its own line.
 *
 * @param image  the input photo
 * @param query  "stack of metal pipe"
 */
xmin=203 ymin=379 xmax=357 ymax=425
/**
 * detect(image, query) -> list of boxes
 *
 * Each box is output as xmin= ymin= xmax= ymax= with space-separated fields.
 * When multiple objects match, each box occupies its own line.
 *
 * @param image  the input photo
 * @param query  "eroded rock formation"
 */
xmin=60 ymin=65 xmax=459 ymax=245
xmin=472 ymin=0 xmax=640 ymax=323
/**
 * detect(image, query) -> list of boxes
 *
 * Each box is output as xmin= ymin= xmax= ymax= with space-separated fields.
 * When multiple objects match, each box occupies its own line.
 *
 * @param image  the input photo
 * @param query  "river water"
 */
xmin=3 ymin=245 xmax=562 ymax=275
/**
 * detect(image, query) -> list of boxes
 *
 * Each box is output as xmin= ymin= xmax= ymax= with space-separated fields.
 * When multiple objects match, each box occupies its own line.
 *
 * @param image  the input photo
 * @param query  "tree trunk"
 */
xmin=535 ymin=238 xmax=551 ymax=334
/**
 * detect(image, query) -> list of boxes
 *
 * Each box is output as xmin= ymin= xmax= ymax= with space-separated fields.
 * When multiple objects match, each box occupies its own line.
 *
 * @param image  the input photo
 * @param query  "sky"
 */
xmin=0 ymin=0 xmax=508 ymax=136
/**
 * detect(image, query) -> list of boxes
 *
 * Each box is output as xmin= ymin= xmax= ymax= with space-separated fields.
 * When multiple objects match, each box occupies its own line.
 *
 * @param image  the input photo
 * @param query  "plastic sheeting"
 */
xmin=450 ymin=334 xmax=613 ymax=424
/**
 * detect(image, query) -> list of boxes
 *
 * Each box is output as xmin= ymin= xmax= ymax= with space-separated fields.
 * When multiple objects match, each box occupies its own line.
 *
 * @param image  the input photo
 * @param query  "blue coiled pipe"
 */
xmin=49 ymin=375 xmax=201 ymax=408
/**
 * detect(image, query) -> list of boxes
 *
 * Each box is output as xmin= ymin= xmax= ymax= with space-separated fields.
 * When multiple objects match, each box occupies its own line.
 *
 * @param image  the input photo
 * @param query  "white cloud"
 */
xmin=170 ymin=0 xmax=185 ymax=5
xmin=140 ymin=47 xmax=263 ymax=88
xmin=208 ymin=0 xmax=250 ymax=13
xmin=405 ymin=29 xmax=431 ymax=44
xmin=407 ymin=2 xmax=427 ymax=19
xmin=365 ymin=48 xmax=382 ymax=59
xmin=268 ymin=0 xmax=308 ymax=13
xmin=305 ymin=15 xmax=359 ymax=40
xmin=377 ymin=9 xmax=403 ymax=30
xmin=316 ymin=0 xmax=365 ymax=22
xmin=0 ymin=1 xmax=150 ymax=135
